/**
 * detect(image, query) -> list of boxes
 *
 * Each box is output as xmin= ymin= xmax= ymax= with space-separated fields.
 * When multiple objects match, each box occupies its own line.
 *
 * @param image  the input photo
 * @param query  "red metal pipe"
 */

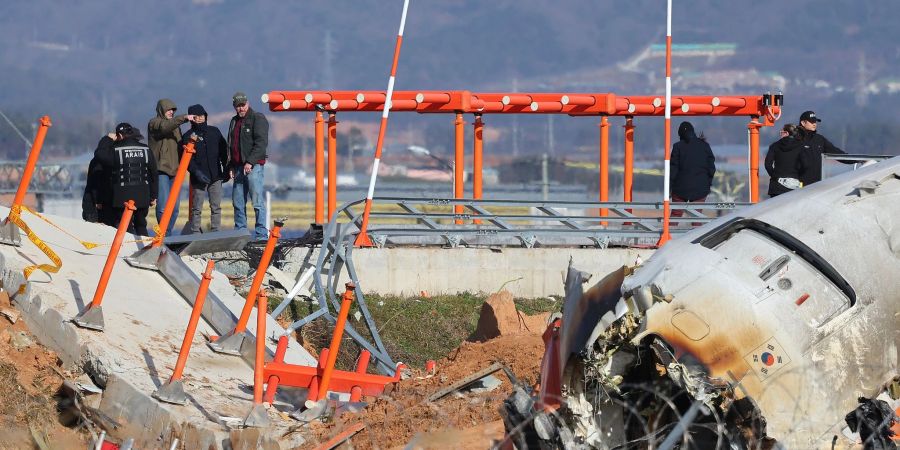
xmin=281 ymin=100 xmax=309 ymax=111
xmin=169 ymin=259 xmax=215 ymax=382
xmin=749 ymin=116 xmax=761 ymax=203
xmin=316 ymin=283 xmax=356 ymax=401
xmin=653 ymin=96 xmax=684 ymax=108
xmin=305 ymin=93 xmax=333 ymax=104
xmin=89 ymin=200 xmax=136 ymax=309
xmin=624 ymin=117 xmax=635 ymax=203
xmin=329 ymin=100 xmax=359 ymax=110
xmin=153 ymin=137 xmax=196 ymax=246
xmin=315 ymin=110 xmax=325 ymax=224
xmin=712 ymin=96 xmax=747 ymax=108
xmin=681 ymin=103 xmax=714 ymax=114
xmin=11 ymin=116 xmax=51 ymax=212
xmin=416 ymin=92 xmax=451 ymax=103
xmin=561 ymin=95 xmax=595 ymax=106
xmin=530 ymin=101 xmax=563 ymax=112
xmin=327 ymin=112 xmax=338 ymax=220
xmin=599 ymin=116 xmax=609 ymax=221
xmin=627 ymin=103 xmax=656 ymax=114
xmin=355 ymin=350 xmax=371 ymax=374
xmin=473 ymin=115 xmax=484 ymax=225
xmin=252 ymin=290 xmax=268 ymax=405
xmin=234 ymin=221 xmax=282 ymax=334
xmin=502 ymin=94 xmax=532 ymax=106
xmin=263 ymin=335 xmax=289 ymax=404
xmin=356 ymin=92 xmax=386 ymax=103
xmin=614 ymin=98 xmax=630 ymax=112
xmin=454 ymin=113 xmax=464 ymax=224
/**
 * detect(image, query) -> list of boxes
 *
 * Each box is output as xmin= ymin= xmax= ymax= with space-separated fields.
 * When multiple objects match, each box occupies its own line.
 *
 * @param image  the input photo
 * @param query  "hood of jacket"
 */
xmin=677 ymin=121 xmax=696 ymax=142
xmin=156 ymin=99 xmax=178 ymax=118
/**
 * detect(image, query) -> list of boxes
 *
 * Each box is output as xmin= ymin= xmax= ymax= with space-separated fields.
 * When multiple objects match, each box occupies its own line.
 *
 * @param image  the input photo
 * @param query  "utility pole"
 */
xmin=541 ymin=153 xmax=549 ymax=201
xmin=512 ymin=77 xmax=520 ymax=157
xmin=548 ymin=115 xmax=556 ymax=155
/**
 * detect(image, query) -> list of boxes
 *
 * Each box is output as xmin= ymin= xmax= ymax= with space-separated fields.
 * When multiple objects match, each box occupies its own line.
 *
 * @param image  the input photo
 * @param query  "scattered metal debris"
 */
xmin=428 ymin=362 xmax=508 ymax=402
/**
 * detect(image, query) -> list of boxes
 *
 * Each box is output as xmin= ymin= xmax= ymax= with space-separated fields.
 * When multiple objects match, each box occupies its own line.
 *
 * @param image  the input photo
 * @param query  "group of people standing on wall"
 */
xmin=83 ymin=92 xmax=271 ymax=240
xmin=667 ymin=110 xmax=847 ymax=210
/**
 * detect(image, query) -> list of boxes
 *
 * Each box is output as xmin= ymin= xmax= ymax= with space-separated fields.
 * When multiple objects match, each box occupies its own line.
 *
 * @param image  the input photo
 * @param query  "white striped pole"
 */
xmin=355 ymin=0 xmax=411 ymax=247
xmin=656 ymin=0 xmax=674 ymax=246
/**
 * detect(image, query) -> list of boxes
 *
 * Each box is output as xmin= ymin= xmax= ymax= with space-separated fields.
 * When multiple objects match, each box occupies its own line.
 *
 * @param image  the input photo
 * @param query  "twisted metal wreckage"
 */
xmin=504 ymin=157 xmax=900 ymax=449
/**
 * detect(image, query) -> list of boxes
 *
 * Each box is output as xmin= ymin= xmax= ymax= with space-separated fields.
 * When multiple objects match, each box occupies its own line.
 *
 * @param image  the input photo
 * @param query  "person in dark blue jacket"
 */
xmin=669 ymin=121 xmax=716 ymax=218
xmin=181 ymin=104 xmax=228 ymax=233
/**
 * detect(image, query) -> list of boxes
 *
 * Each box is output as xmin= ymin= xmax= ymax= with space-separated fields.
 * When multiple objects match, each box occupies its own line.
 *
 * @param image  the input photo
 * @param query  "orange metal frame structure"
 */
xmin=263 ymin=89 xmax=781 ymax=242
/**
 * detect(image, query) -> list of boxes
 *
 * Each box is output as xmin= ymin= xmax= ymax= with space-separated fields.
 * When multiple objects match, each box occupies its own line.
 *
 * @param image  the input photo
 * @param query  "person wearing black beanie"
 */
xmin=182 ymin=104 xmax=228 ymax=233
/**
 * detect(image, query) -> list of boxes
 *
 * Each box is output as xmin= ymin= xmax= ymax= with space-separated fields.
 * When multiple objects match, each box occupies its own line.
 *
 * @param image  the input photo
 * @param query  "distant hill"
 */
xmin=0 ymin=0 xmax=898 ymax=157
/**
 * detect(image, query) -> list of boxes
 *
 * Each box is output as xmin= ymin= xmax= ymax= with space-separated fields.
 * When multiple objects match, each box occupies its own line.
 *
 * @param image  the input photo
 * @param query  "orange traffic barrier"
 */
xmin=316 ymin=282 xmax=356 ymax=401
xmin=253 ymin=290 xmax=268 ymax=406
xmin=327 ymin=112 xmax=338 ymax=220
xmin=73 ymin=200 xmax=136 ymax=331
xmin=10 ymin=116 xmax=51 ymax=212
xmin=153 ymin=137 xmax=196 ymax=246
xmin=152 ymin=259 xmax=215 ymax=405
xmin=315 ymin=110 xmax=325 ymax=224
xmin=233 ymin=220 xmax=283 ymax=335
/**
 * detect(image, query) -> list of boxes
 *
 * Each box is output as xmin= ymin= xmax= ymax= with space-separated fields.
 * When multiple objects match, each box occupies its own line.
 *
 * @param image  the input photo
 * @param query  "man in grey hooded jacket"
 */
xmin=148 ymin=98 xmax=194 ymax=236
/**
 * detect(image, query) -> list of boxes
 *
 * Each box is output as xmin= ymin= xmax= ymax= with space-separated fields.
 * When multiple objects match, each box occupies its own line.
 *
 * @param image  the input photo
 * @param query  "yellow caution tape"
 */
xmin=7 ymin=205 xmax=63 ymax=295
xmin=20 ymin=205 xmax=101 ymax=250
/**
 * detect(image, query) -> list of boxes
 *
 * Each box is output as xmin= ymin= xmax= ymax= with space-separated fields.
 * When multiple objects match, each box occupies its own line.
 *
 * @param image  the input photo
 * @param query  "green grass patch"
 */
xmin=289 ymin=291 xmax=562 ymax=370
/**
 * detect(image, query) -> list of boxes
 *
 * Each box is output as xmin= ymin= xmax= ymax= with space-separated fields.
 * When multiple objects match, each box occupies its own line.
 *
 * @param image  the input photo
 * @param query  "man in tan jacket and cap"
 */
xmin=148 ymin=98 xmax=194 ymax=236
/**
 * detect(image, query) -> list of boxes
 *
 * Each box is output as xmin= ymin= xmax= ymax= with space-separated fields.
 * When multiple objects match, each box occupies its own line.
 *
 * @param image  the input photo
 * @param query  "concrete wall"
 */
xmin=285 ymin=247 xmax=655 ymax=298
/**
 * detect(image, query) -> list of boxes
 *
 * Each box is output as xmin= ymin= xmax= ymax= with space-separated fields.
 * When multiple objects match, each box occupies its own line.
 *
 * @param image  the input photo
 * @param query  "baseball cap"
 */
xmin=115 ymin=122 xmax=134 ymax=135
xmin=799 ymin=110 xmax=821 ymax=123
xmin=232 ymin=91 xmax=249 ymax=106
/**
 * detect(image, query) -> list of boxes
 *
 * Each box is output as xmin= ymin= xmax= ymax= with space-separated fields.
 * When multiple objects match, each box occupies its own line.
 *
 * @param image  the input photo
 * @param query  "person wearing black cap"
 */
xmin=181 ymin=104 xmax=228 ymax=233
xmin=795 ymin=110 xmax=847 ymax=186
xmin=669 ymin=121 xmax=716 ymax=221
xmin=226 ymin=91 xmax=269 ymax=239
xmin=93 ymin=123 xmax=158 ymax=236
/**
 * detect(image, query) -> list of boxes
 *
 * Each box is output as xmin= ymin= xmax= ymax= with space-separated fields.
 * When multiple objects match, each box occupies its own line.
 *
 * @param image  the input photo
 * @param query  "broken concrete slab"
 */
xmin=0 ymin=206 xmax=309 ymax=448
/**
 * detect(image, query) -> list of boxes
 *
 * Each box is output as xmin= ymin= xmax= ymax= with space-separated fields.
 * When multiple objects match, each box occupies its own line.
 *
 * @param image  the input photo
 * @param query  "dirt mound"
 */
xmin=0 ymin=291 xmax=89 ymax=448
xmin=472 ymin=290 xmax=550 ymax=341
xmin=309 ymin=333 xmax=546 ymax=449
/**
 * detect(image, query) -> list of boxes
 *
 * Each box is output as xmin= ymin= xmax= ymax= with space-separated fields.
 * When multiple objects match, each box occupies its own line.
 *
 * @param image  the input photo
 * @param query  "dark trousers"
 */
xmin=110 ymin=206 xmax=150 ymax=236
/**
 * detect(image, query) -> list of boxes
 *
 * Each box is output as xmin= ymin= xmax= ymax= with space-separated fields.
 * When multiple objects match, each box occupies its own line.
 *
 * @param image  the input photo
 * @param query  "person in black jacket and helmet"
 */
xmin=93 ymin=123 xmax=158 ymax=236
xmin=670 ymin=121 xmax=716 ymax=219
xmin=182 ymin=104 xmax=228 ymax=233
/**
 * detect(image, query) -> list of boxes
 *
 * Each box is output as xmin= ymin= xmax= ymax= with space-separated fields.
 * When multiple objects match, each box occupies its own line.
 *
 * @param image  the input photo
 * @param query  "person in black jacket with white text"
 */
xmin=93 ymin=123 xmax=158 ymax=236
xmin=670 ymin=121 xmax=716 ymax=218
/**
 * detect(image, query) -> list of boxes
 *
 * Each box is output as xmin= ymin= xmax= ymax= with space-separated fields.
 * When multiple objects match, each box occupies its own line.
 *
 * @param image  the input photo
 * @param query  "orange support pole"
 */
xmin=599 ymin=116 xmax=609 ymax=221
xmin=327 ymin=112 xmax=338 ymax=220
xmin=74 ymin=200 xmax=135 ymax=331
xmin=253 ymin=290 xmax=268 ymax=405
xmin=623 ymin=117 xmax=635 ymax=203
xmin=306 ymin=348 xmax=329 ymax=402
xmin=10 ymin=115 xmax=51 ymax=212
xmin=170 ymin=259 xmax=215 ymax=382
xmin=90 ymin=200 xmax=136 ymax=309
xmin=233 ymin=220 xmax=282 ymax=334
xmin=454 ymin=113 xmax=464 ymax=225
xmin=315 ymin=110 xmax=325 ymax=224
xmin=153 ymin=137 xmax=196 ymax=245
xmin=263 ymin=335 xmax=290 ymax=404
xmin=749 ymin=116 xmax=761 ymax=203
xmin=349 ymin=350 xmax=370 ymax=402
xmin=152 ymin=259 xmax=216 ymax=405
xmin=316 ymin=282 xmax=356 ymax=401
xmin=472 ymin=115 xmax=484 ymax=225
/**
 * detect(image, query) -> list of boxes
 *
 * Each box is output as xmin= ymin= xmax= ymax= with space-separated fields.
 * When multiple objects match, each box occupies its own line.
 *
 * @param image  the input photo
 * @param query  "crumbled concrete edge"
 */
xmin=0 ymin=253 xmax=299 ymax=449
